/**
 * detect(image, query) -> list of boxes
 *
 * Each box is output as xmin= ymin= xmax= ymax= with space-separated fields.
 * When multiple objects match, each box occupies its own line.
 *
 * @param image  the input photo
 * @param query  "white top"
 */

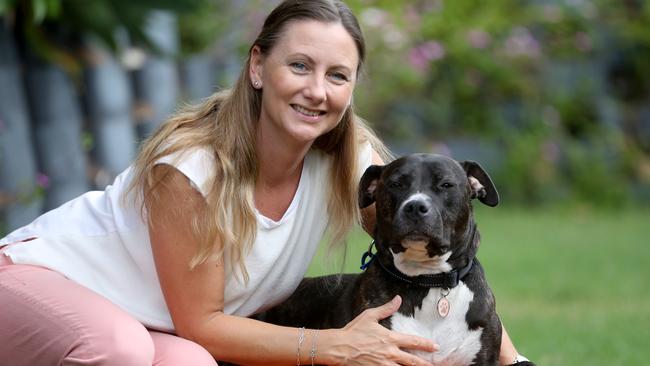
xmin=0 ymin=143 xmax=372 ymax=332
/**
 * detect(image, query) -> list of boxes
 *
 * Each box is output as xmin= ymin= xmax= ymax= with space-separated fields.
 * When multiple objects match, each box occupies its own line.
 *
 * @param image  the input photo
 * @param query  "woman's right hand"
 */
xmin=321 ymin=295 xmax=437 ymax=366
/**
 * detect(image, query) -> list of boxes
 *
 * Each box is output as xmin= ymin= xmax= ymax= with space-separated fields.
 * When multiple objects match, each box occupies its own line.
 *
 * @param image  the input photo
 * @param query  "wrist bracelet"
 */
xmin=512 ymin=354 xmax=530 ymax=364
xmin=310 ymin=329 xmax=319 ymax=366
xmin=297 ymin=327 xmax=305 ymax=366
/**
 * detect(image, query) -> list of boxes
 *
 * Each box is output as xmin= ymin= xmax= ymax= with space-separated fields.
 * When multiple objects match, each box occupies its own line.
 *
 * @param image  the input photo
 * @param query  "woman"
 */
xmin=0 ymin=0 xmax=530 ymax=365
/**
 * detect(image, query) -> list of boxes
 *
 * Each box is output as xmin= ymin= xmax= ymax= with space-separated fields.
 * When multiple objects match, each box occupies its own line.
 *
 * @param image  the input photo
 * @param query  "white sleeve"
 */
xmin=154 ymin=148 xmax=215 ymax=197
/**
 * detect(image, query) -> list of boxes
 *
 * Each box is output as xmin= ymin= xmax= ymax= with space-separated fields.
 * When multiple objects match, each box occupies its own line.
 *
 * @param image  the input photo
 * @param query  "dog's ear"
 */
xmin=460 ymin=161 xmax=499 ymax=207
xmin=358 ymin=165 xmax=384 ymax=208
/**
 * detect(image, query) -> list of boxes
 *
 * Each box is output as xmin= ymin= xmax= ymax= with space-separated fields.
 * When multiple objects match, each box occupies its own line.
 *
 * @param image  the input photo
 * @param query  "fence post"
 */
xmin=23 ymin=53 xmax=89 ymax=210
xmin=180 ymin=54 xmax=216 ymax=103
xmin=84 ymin=38 xmax=137 ymax=186
xmin=0 ymin=23 xmax=42 ymax=232
xmin=132 ymin=10 xmax=179 ymax=139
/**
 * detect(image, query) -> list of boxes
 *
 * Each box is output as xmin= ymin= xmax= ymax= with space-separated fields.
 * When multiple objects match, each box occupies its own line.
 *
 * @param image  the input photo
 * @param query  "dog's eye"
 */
xmin=440 ymin=182 xmax=455 ymax=189
xmin=388 ymin=181 xmax=402 ymax=189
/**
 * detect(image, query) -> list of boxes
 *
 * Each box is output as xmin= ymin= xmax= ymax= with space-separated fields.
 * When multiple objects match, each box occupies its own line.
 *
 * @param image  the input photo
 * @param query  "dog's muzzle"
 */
xmin=394 ymin=193 xmax=443 ymax=250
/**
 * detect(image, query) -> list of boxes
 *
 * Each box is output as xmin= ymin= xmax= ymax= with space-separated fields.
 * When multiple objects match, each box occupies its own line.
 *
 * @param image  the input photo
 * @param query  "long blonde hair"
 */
xmin=128 ymin=0 xmax=389 ymax=282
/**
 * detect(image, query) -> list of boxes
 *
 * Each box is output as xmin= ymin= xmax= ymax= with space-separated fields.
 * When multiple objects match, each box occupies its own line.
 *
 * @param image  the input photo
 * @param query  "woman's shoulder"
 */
xmin=154 ymin=145 xmax=215 ymax=196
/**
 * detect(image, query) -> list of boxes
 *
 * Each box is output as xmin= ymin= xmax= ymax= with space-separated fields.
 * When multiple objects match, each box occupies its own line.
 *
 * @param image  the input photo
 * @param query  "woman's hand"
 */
xmin=321 ymin=295 xmax=437 ymax=366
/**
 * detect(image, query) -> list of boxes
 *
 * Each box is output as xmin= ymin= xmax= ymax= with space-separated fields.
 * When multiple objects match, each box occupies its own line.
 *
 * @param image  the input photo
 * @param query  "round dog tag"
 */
xmin=437 ymin=297 xmax=450 ymax=318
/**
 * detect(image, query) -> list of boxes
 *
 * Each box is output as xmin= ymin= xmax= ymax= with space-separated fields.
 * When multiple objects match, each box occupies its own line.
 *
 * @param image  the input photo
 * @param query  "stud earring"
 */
xmin=253 ymin=80 xmax=261 ymax=88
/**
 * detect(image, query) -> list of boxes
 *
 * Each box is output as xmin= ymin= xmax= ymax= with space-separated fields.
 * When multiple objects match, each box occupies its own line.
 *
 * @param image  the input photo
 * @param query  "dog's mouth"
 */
xmin=389 ymin=231 xmax=453 ymax=276
xmin=400 ymin=234 xmax=430 ymax=248
xmin=394 ymin=232 xmax=450 ymax=257
xmin=390 ymin=246 xmax=453 ymax=276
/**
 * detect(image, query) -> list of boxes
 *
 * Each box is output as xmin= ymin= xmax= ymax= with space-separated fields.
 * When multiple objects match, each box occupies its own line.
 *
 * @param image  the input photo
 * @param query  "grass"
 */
xmin=306 ymin=205 xmax=650 ymax=365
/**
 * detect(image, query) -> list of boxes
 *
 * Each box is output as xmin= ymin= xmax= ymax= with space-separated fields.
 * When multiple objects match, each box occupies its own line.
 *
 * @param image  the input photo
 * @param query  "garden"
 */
xmin=1 ymin=1 xmax=649 ymax=364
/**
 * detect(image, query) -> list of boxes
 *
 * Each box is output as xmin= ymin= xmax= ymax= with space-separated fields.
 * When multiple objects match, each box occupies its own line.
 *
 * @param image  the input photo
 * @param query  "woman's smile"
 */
xmin=291 ymin=104 xmax=326 ymax=121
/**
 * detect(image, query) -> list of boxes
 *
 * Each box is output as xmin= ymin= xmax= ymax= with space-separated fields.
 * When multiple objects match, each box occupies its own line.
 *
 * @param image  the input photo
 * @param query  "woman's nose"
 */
xmin=303 ymin=75 xmax=327 ymax=103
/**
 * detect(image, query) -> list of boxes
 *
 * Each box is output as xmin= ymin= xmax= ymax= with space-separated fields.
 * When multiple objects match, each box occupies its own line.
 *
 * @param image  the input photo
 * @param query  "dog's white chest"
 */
xmin=391 ymin=283 xmax=482 ymax=365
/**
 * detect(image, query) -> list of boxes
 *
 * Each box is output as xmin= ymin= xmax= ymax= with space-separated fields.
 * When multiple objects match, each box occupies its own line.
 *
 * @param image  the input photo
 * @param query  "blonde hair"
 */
xmin=127 ymin=0 xmax=390 ymax=282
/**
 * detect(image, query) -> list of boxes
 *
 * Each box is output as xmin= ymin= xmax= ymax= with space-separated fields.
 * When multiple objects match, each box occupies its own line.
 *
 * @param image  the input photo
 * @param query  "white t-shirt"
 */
xmin=0 ymin=144 xmax=373 ymax=332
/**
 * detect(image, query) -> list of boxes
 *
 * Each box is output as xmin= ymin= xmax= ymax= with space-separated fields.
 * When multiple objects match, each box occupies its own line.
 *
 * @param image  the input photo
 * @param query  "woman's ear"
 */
xmin=250 ymin=45 xmax=264 ymax=87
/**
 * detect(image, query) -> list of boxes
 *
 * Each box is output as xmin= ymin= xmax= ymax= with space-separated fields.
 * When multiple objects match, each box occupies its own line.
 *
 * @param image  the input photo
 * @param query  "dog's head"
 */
xmin=359 ymin=153 xmax=498 ymax=276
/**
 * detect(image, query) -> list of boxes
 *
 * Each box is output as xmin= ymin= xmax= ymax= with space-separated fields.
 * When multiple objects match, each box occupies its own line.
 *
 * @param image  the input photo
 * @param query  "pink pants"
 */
xmin=0 ymin=251 xmax=218 ymax=366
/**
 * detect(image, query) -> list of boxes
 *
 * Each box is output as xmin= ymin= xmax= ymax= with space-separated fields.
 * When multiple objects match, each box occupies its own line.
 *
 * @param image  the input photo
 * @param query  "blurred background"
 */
xmin=0 ymin=0 xmax=648 ymax=364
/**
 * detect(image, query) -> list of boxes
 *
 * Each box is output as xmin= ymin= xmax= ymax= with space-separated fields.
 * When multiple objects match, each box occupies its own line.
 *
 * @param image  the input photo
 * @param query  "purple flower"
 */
xmin=466 ymin=30 xmax=492 ymax=49
xmin=504 ymin=27 xmax=541 ymax=58
xmin=36 ymin=173 xmax=50 ymax=188
xmin=408 ymin=41 xmax=446 ymax=73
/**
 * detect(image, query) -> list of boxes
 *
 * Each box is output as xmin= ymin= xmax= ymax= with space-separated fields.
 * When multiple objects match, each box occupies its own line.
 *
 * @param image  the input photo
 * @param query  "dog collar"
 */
xmin=360 ymin=240 xmax=475 ymax=289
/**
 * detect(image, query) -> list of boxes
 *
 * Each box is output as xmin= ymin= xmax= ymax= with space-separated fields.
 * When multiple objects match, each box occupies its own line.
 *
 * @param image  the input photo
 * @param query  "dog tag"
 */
xmin=437 ymin=297 xmax=450 ymax=318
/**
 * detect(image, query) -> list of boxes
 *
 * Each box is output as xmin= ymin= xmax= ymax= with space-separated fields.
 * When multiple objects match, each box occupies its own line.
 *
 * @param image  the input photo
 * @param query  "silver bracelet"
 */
xmin=512 ymin=354 xmax=530 ymax=364
xmin=310 ymin=329 xmax=319 ymax=366
xmin=297 ymin=327 xmax=306 ymax=366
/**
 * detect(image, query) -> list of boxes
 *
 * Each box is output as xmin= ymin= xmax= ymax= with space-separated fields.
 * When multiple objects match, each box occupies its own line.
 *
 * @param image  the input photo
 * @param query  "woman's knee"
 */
xmin=70 ymin=321 xmax=155 ymax=366
xmin=150 ymin=331 xmax=217 ymax=366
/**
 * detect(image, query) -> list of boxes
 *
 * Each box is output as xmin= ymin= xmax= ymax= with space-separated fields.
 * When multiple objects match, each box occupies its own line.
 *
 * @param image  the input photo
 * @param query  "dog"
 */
xmin=255 ymin=154 xmax=526 ymax=365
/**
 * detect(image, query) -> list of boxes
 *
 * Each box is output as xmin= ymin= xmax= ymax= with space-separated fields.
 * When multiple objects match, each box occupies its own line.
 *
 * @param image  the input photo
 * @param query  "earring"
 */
xmin=253 ymin=80 xmax=261 ymax=88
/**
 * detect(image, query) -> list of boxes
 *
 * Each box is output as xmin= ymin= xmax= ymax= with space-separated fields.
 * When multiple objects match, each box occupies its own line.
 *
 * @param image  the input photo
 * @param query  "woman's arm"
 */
xmin=147 ymin=165 xmax=436 ymax=365
xmin=499 ymin=325 xmax=523 ymax=365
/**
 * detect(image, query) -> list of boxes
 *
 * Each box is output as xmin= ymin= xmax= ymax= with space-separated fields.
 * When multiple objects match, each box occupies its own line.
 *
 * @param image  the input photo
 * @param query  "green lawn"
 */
xmin=306 ymin=206 xmax=650 ymax=365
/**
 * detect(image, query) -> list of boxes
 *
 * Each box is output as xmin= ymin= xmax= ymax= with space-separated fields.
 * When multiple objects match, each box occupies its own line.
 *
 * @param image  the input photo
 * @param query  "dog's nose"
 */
xmin=403 ymin=199 xmax=432 ymax=219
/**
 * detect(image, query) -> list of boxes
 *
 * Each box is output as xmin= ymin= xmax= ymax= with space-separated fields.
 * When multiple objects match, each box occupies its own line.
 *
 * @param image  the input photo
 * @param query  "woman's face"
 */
xmin=250 ymin=20 xmax=359 ymax=149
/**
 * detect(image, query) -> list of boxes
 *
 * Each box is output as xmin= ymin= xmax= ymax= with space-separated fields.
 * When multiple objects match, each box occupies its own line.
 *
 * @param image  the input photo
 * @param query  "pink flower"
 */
xmin=504 ymin=27 xmax=541 ymax=58
xmin=36 ymin=173 xmax=50 ymax=188
xmin=467 ymin=30 xmax=492 ymax=49
xmin=408 ymin=41 xmax=446 ymax=73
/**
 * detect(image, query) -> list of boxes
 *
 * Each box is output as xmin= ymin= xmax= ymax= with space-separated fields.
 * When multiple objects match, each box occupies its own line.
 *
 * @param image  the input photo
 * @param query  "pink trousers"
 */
xmin=0 ymin=252 xmax=218 ymax=366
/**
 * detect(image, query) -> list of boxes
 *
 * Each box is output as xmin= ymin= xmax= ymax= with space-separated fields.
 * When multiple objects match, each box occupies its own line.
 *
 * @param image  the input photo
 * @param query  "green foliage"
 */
xmin=0 ymin=0 xmax=212 ymax=72
xmin=345 ymin=0 xmax=650 ymax=206
xmin=177 ymin=1 xmax=227 ymax=56
xmin=563 ymin=139 xmax=630 ymax=207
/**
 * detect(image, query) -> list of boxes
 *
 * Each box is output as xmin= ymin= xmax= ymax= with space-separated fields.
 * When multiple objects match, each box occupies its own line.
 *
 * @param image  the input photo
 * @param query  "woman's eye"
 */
xmin=329 ymin=72 xmax=349 ymax=83
xmin=290 ymin=62 xmax=308 ymax=72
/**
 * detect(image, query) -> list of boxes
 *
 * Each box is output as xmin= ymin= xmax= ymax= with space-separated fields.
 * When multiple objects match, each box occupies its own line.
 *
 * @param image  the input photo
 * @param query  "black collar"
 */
xmin=360 ymin=240 xmax=474 ymax=289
